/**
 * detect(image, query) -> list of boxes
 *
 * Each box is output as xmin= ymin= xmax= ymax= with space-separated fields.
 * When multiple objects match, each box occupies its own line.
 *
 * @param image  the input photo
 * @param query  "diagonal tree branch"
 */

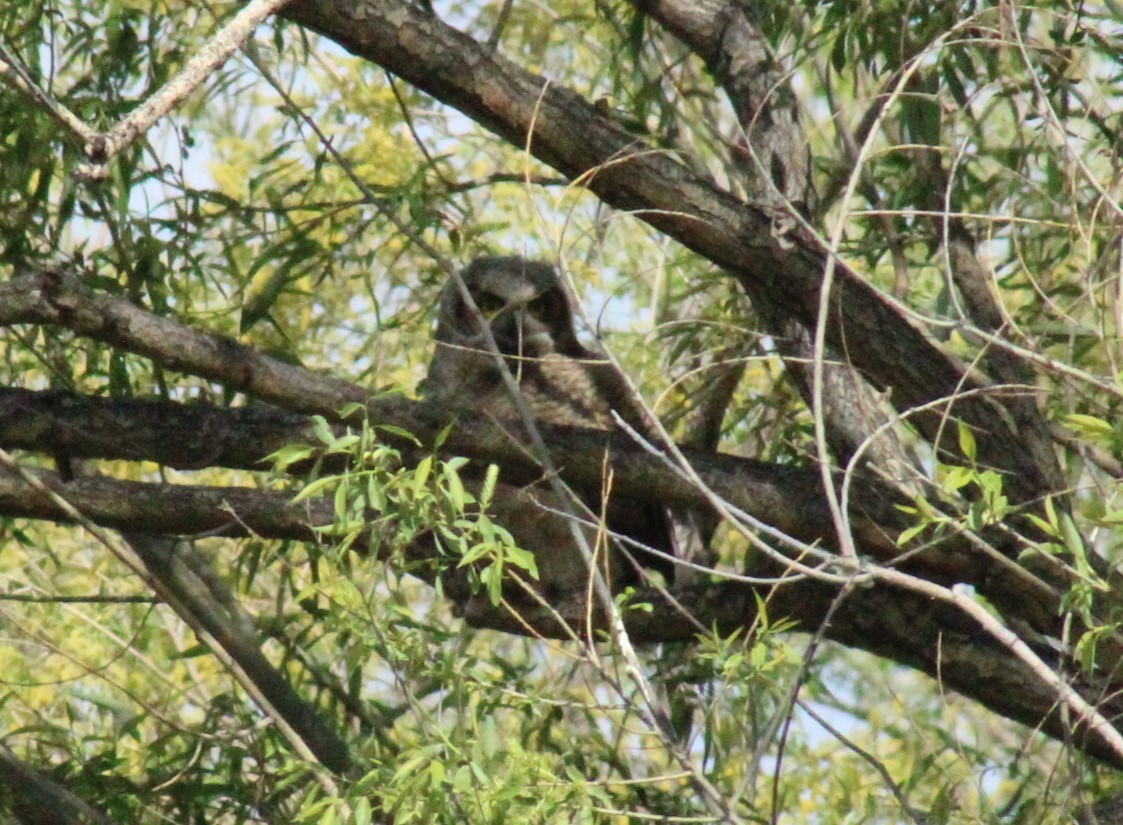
xmin=629 ymin=0 xmax=922 ymax=541
xmin=121 ymin=532 xmax=354 ymax=776
xmin=910 ymin=89 xmax=1063 ymax=495
xmin=279 ymin=0 xmax=1056 ymax=504
xmin=0 ymin=454 xmax=354 ymax=778
xmin=0 ymin=740 xmax=116 ymax=825
xmin=0 ymin=0 xmax=294 ymax=176
xmin=0 ymin=267 xmax=368 ymax=415
xmin=630 ymin=0 xmax=814 ymax=214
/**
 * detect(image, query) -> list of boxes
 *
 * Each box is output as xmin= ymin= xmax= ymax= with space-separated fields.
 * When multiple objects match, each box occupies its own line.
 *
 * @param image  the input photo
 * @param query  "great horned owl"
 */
xmin=421 ymin=256 xmax=675 ymax=604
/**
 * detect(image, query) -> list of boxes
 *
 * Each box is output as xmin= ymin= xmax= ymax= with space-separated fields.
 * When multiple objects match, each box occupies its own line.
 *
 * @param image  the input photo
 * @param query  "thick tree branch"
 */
xmin=0 ymin=260 xmax=1046 ymax=573
xmin=0 ymin=462 xmax=329 ymax=543
xmin=0 ymin=386 xmax=894 ymax=558
xmin=0 ymin=267 xmax=368 ymax=415
xmin=0 ymin=266 xmax=898 ymax=552
xmin=630 ymin=0 xmax=813 ymax=213
xmin=279 ymin=0 xmax=1054 ymax=504
xmin=470 ymin=576 xmax=1123 ymax=768
xmin=910 ymin=108 xmax=1063 ymax=494
xmin=0 ymin=385 xmax=1069 ymax=646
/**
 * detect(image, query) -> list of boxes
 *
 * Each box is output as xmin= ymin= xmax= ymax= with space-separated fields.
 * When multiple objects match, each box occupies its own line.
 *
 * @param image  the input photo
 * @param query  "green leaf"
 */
xmin=957 ymin=421 xmax=977 ymax=462
xmin=479 ymin=463 xmax=500 ymax=508
xmin=366 ymin=473 xmax=386 ymax=510
xmin=1063 ymin=413 xmax=1113 ymax=440
xmin=413 ymin=456 xmax=433 ymax=493
xmin=312 ymin=415 xmax=335 ymax=446
xmin=334 ymin=480 xmax=350 ymax=520
xmin=293 ymin=474 xmax=338 ymax=502
xmin=1044 ymin=495 xmax=1059 ymax=531
xmin=352 ymin=798 xmax=371 ymax=825
xmin=338 ymin=401 xmax=366 ymax=420
xmin=452 ymin=765 xmax=473 ymax=793
xmin=443 ymin=462 xmax=469 ymax=511
xmin=942 ymin=465 xmax=973 ymax=492
xmin=1025 ymin=513 xmax=1058 ymax=538
xmin=268 ymin=443 xmax=317 ymax=472
xmin=897 ymin=522 xmax=928 ymax=546
xmin=504 ymin=544 xmax=538 ymax=576
xmin=377 ymin=424 xmax=420 ymax=444
xmin=434 ymin=422 xmax=455 ymax=449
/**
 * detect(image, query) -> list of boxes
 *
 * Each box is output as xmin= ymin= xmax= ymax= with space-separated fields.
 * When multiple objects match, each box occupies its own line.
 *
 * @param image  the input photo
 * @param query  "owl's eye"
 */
xmin=526 ymin=294 xmax=551 ymax=318
xmin=476 ymin=293 xmax=505 ymax=318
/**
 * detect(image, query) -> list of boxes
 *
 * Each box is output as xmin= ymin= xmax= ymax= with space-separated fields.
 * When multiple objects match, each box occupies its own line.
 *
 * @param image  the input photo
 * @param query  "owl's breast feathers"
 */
xmin=513 ymin=353 xmax=616 ymax=429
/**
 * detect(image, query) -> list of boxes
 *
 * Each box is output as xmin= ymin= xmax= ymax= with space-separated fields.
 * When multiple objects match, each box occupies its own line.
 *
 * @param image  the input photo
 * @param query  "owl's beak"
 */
xmin=502 ymin=304 xmax=552 ymax=357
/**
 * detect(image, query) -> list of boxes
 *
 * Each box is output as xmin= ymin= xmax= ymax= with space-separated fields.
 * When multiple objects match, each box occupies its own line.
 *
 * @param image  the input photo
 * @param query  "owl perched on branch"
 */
xmin=421 ymin=256 xmax=676 ymax=605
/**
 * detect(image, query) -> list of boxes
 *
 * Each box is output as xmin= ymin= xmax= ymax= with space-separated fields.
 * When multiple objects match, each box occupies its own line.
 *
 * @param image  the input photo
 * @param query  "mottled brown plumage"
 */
xmin=422 ymin=256 xmax=674 ymax=602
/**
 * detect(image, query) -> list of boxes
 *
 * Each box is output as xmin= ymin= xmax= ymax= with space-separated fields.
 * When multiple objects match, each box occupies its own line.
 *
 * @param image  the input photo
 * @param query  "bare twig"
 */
xmin=0 ymin=0 xmax=292 ymax=178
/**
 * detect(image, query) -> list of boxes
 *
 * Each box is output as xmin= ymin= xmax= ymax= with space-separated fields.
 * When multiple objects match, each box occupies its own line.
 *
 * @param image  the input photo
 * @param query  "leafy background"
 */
xmin=2 ymin=0 xmax=1123 ymax=822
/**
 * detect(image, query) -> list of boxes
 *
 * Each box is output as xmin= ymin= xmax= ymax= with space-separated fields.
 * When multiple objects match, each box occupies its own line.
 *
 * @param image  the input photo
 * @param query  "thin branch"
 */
xmin=0 ymin=593 xmax=157 ymax=604
xmin=798 ymin=699 xmax=931 ymax=824
xmin=0 ymin=42 xmax=98 ymax=147
xmin=117 ymin=0 xmax=292 ymax=174
xmin=0 ymin=0 xmax=292 ymax=177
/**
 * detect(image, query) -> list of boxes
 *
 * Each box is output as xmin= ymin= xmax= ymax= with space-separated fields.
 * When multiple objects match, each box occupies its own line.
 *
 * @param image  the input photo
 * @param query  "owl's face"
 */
xmin=437 ymin=257 xmax=581 ymax=358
